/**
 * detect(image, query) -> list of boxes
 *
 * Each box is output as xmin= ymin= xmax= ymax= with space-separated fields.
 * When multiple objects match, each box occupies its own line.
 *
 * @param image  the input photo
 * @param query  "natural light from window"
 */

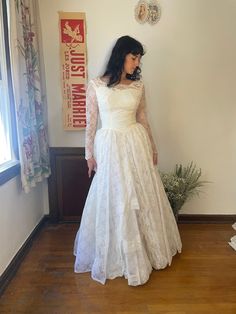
xmin=0 ymin=4 xmax=13 ymax=167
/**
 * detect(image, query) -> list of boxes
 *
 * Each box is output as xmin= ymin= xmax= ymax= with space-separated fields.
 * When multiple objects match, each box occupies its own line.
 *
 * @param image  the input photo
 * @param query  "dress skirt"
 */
xmin=73 ymin=122 xmax=182 ymax=286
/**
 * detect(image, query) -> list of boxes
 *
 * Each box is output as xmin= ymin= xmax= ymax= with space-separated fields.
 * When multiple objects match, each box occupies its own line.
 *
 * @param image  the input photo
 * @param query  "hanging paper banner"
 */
xmin=58 ymin=12 xmax=87 ymax=130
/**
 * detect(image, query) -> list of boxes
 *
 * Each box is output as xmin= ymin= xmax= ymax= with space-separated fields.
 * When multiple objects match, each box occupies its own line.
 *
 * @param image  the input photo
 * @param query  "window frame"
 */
xmin=0 ymin=0 xmax=20 ymax=186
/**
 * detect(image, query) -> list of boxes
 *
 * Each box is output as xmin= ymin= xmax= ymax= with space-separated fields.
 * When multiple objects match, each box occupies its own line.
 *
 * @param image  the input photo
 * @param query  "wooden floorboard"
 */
xmin=0 ymin=223 xmax=236 ymax=314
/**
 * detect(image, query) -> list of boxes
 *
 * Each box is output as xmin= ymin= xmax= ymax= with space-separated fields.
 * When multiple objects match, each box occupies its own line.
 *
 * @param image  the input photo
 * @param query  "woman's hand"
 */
xmin=87 ymin=157 xmax=97 ymax=178
xmin=153 ymin=152 xmax=158 ymax=165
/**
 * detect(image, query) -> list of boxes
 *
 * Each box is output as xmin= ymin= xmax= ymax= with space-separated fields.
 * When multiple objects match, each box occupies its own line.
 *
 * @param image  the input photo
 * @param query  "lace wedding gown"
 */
xmin=73 ymin=77 xmax=182 ymax=286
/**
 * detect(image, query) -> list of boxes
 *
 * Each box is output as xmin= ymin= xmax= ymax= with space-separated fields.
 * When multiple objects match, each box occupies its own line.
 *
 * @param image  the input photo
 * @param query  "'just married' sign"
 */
xmin=59 ymin=12 xmax=87 ymax=130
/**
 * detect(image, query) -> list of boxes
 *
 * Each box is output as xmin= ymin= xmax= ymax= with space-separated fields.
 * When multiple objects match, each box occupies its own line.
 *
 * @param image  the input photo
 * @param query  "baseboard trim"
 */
xmin=178 ymin=214 xmax=236 ymax=224
xmin=0 ymin=214 xmax=50 ymax=296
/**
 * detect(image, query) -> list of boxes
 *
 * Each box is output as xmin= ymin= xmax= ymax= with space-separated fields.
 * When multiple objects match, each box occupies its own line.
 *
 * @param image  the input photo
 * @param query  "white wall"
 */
xmin=38 ymin=0 xmax=236 ymax=214
xmin=0 ymin=177 xmax=47 ymax=276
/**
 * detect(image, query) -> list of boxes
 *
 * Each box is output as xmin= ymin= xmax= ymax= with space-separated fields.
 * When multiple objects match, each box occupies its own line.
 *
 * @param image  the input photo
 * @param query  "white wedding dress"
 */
xmin=73 ymin=77 xmax=182 ymax=286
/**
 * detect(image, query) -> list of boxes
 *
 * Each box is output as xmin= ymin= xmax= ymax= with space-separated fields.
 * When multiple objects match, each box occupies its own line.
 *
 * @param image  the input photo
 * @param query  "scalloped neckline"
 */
xmin=98 ymin=77 xmax=136 ymax=87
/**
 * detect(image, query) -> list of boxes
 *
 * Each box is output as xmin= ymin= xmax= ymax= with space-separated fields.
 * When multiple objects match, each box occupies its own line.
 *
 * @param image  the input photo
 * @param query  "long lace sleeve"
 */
xmin=85 ymin=80 xmax=99 ymax=160
xmin=136 ymin=84 xmax=158 ymax=154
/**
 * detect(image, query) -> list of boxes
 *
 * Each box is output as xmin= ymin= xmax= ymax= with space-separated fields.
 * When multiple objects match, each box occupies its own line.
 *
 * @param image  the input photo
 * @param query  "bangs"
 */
xmin=130 ymin=45 xmax=145 ymax=56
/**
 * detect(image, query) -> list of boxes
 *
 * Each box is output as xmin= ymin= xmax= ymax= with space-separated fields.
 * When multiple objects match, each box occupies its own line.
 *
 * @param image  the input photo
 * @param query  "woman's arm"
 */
xmin=136 ymin=83 xmax=158 ymax=165
xmin=85 ymin=80 xmax=99 ymax=160
xmin=85 ymin=80 xmax=99 ymax=176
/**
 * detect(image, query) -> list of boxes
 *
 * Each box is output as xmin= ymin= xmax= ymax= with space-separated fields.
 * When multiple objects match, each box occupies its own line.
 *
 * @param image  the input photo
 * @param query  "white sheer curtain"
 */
xmin=8 ymin=0 xmax=50 ymax=192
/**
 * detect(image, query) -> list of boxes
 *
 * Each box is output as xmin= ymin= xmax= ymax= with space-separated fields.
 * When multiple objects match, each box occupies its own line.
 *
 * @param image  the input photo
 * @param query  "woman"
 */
xmin=73 ymin=35 xmax=182 ymax=286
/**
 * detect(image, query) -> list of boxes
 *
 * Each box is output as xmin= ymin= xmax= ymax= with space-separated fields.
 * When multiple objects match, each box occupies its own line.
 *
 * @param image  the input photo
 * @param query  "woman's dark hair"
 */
xmin=102 ymin=35 xmax=145 ymax=87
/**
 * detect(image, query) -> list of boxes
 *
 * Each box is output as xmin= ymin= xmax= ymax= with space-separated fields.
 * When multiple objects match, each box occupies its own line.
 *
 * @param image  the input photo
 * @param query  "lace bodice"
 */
xmin=85 ymin=77 xmax=157 ymax=160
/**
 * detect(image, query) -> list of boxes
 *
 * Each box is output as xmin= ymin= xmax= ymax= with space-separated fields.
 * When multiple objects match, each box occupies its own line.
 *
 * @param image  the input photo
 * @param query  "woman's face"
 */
xmin=123 ymin=53 xmax=141 ymax=75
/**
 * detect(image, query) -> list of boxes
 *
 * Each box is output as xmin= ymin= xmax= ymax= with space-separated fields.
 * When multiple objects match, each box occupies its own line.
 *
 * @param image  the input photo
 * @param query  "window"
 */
xmin=0 ymin=6 xmax=11 ymax=165
xmin=0 ymin=0 xmax=20 ymax=185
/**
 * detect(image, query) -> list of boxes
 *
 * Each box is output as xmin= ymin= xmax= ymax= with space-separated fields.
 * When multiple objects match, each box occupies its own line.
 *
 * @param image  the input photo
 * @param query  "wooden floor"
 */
xmin=0 ymin=223 xmax=236 ymax=314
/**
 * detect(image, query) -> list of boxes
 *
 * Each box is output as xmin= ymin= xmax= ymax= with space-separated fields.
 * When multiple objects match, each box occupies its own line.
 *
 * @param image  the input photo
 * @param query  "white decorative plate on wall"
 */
xmin=135 ymin=0 xmax=161 ymax=25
